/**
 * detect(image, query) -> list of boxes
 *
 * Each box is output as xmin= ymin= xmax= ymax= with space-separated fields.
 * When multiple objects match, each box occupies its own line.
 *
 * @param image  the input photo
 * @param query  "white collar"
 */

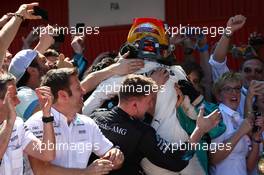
xmin=219 ymin=103 xmax=240 ymax=118
xmin=50 ymin=107 xmax=78 ymax=126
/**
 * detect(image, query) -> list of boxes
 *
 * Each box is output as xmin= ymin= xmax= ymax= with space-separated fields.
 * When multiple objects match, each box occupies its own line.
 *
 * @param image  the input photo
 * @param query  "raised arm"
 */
xmin=0 ymin=2 xmax=41 ymax=68
xmin=81 ymin=52 xmax=144 ymax=94
xmin=213 ymin=15 xmax=246 ymax=63
xmin=0 ymin=86 xmax=17 ymax=159
xmin=24 ymin=86 xmax=55 ymax=161
xmin=197 ymin=36 xmax=213 ymax=101
xmin=34 ymin=25 xmax=55 ymax=54
xmin=0 ymin=13 xmax=13 ymax=28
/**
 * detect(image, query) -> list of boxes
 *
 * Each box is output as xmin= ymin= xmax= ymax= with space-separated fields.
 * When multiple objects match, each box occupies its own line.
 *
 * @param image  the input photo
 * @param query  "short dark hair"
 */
xmin=40 ymin=68 xmax=78 ymax=102
xmin=239 ymin=57 xmax=264 ymax=71
xmin=0 ymin=72 xmax=16 ymax=99
xmin=44 ymin=49 xmax=59 ymax=57
xmin=118 ymin=74 xmax=157 ymax=101
xmin=82 ymin=51 xmax=117 ymax=80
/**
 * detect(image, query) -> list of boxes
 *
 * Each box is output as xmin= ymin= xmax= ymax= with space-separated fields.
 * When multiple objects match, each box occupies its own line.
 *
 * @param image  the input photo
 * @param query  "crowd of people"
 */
xmin=0 ymin=2 xmax=264 ymax=175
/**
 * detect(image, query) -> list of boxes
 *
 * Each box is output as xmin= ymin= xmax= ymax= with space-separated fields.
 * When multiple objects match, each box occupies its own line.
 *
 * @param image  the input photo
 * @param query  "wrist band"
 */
xmin=42 ymin=116 xmax=54 ymax=123
xmin=197 ymin=44 xmax=209 ymax=52
xmin=14 ymin=13 xmax=24 ymax=21
xmin=223 ymin=30 xmax=232 ymax=39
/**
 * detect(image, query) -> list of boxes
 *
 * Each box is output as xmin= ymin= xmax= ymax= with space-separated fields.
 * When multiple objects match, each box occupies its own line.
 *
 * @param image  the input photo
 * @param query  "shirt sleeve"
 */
xmin=138 ymin=127 xmax=192 ymax=172
xmin=91 ymin=120 xmax=113 ymax=156
xmin=25 ymin=115 xmax=44 ymax=139
xmin=209 ymin=54 xmax=229 ymax=82
xmin=16 ymin=118 xmax=39 ymax=150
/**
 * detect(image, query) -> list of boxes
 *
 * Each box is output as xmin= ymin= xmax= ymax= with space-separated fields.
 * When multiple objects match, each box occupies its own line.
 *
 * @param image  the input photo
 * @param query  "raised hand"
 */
xmin=39 ymin=25 xmax=55 ymax=46
xmin=56 ymin=53 xmax=74 ymax=69
xmin=15 ymin=2 xmax=42 ymax=20
xmin=248 ymin=80 xmax=264 ymax=99
xmin=226 ymin=15 xmax=246 ymax=34
xmin=71 ymin=35 xmax=85 ymax=54
xmin=34 ymin=25 xmax=55 ymax=54
xmin=35 ymin=86 xmax=53 ymax=116
xmin=3 ymin=85 xmax=19 ymax=123
xmin=170 ymin=33 xmax=187 ymax=45
xmin=111 ymin=51 xmax=144 ymax=75
xmin=196 ymin=107 xmax=221 ymax=134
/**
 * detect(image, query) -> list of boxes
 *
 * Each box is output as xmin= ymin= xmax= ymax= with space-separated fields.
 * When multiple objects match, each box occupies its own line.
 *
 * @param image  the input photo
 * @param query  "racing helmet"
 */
xmin=126 ymin=18 xmax=169 ymax=60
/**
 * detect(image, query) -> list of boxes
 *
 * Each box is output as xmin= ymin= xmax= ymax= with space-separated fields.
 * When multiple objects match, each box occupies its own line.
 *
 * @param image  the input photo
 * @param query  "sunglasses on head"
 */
xmin=243 ymin=67 xmax=263 ymax=74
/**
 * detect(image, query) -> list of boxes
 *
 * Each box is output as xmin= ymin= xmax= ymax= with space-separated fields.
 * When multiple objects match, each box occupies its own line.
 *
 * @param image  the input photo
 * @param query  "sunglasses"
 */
xmin=243 ymin=67 xmax=263 ymax=74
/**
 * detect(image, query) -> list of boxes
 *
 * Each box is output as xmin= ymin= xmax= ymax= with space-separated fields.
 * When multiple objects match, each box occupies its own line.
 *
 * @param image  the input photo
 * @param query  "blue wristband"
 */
xmin=197 ymin=44 xmax=209 ymax=52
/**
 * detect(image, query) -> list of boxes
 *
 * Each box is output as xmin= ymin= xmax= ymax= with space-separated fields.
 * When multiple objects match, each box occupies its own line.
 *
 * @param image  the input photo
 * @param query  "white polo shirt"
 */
xmin=0 ymin=117 xmax=37 ymax=175
xmin=25 ymin=107 xmax=113 ymax=174
xmin=210 ymin=104 xmax=251 ymax=175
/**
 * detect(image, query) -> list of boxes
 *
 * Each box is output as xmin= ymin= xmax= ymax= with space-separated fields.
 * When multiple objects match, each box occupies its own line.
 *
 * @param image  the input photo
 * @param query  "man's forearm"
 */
xmin=41 ymin=121 xmax=56 ymax=160
xmin=29 ymin=157 xmax=88 ymax=175
xmin=199 ymin=50 xmax=213 ymax=101
xmin=0 ymin=19 xmax=9 ymax=28
xmin=34 ymin=42 xmax=49 ymax=54
xmin=81 ymin=64 xmax=117 ymax=93
xmin=0 ymin=16 xmax=23 ymax=66
xmin=0 ymin=120 xmax=15 ymax=159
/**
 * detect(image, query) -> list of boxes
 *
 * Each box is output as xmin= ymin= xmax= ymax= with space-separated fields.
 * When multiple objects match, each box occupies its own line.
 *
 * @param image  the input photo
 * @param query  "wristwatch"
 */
xmin=42 ymin=116 xmax=54 ymax=123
